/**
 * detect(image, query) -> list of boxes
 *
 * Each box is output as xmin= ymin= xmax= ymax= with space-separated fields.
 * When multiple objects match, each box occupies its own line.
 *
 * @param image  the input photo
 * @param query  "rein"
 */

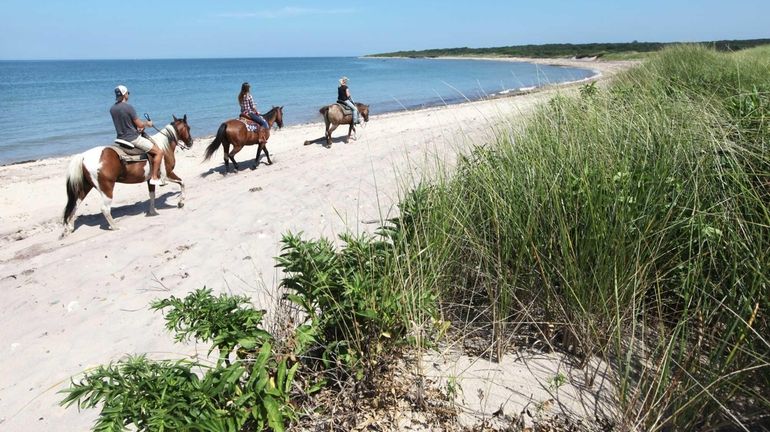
xmin=144 ymin=113 xmax=189 ymax=150
xmin=262 ymin=107 xmax=282 ymax=130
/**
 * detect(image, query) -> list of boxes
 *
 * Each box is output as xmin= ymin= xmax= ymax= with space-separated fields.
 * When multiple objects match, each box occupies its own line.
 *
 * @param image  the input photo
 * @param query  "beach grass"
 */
xmin=387 ymin=44 xmax=769 ymax=430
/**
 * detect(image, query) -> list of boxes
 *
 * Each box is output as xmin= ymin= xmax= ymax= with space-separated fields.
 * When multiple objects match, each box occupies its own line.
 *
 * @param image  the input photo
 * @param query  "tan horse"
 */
xmin=61 ymin=116 xmax=193 ymax=237
xmin=317 ymin=102 xmax=369 ymax=147
xmin=202 ymin=106 xmax=284 ymax=173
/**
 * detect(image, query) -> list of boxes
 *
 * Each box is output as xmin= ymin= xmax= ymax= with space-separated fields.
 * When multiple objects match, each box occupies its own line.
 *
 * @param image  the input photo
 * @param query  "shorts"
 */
xmin=130 ymin=135 xmax=154 ymax=152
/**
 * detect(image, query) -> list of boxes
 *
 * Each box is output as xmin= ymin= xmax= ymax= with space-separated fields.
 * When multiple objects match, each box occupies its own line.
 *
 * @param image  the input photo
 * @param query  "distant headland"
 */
xmin=366 ymin=37 xmax=770 ymax=60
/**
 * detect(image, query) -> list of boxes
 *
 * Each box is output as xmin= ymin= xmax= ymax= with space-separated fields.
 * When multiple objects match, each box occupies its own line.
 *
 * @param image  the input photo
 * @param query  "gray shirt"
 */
xmin=110 ymin=102 xmax=140 ymax=141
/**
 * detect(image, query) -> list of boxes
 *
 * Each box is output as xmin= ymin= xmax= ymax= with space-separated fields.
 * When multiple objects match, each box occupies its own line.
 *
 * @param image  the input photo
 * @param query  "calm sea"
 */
xmin=0 ymin=57 xmax=594 ymax=164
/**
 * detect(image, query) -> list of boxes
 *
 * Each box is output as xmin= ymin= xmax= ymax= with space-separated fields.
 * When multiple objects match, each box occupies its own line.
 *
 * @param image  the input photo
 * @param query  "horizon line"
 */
xmin=0 ymin=55 xmax=368 ymax=62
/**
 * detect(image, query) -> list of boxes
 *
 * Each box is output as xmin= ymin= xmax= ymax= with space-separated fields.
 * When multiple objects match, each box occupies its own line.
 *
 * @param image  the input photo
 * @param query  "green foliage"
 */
xmin=151 ymin=288 xmax=272 ymax=364
xmin=62 ymin=289 xmax=297 ymax=431
xmin=579 ymin=81 xmax=598 ymax=99
xmin=547 ymin=373 xmax=568 ymax=391
xmin=276 ymin=230 xmax=437 ymax=379
xmin=389 ymin=45 xmax=770 ymax=430
xmin=368 ymin=38 xmax=770 ymax=59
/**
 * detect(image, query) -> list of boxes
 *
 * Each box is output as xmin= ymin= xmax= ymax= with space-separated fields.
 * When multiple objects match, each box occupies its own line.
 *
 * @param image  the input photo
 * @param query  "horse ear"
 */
xmin=173 ymin=114 xmax=178 ymax=122
xmin=183 ymin=114 xmax=187 ymax=122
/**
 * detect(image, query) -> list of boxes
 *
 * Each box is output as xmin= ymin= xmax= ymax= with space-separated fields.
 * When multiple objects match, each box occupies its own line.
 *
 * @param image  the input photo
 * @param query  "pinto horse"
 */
xmin=317 ymin=102 xmax=369 ymax=147
xmin=203 ymin=106 xmax=284 ymax=173
xmin=61 ymin=115 xmax=193 ymax=237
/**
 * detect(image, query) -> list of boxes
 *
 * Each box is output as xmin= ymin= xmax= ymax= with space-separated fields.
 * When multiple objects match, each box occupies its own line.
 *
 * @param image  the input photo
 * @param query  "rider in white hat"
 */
xmin=337 ymin=76 xmax=360 ymax=124
xmin=110 ymin=85 xmax=164 ymax=185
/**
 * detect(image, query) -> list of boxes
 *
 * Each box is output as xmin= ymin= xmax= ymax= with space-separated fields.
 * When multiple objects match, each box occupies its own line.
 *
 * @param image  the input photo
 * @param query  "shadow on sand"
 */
xmin=199 ymin=155 xmax=274 ymax=178
xmin=303 ymin=135 xmax=351 ymax=148
xmin=73 ymin=191 xmax=179 ymax=231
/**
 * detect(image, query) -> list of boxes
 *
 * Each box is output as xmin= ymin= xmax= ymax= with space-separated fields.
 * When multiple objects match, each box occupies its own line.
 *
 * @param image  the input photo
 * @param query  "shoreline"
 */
xmin=0 ymin=56 xmax=624 ymax=167
xmin=0 ymin=59 xmax=636 ymax=430
xmin=365 ymin=53 xmax=637 ymax=73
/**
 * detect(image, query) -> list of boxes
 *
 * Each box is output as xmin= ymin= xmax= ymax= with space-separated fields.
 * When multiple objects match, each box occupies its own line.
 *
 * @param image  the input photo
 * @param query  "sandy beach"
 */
xmin=0 ymin=58 xmax=633 ymax=430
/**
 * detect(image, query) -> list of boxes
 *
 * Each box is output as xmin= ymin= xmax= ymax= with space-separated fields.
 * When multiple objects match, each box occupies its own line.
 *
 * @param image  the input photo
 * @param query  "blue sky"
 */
xmin=1 ymin=0 xmax=767 ymax=59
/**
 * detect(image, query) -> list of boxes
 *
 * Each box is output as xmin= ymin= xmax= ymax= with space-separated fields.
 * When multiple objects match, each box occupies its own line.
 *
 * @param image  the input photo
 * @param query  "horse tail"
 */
xmin=62 ymin=153 xmax=85 ymax=225
xmin=203 ymin=123 xmax=228 ymax=161
xmin=320 ymin=106 xmax=330 ymax=125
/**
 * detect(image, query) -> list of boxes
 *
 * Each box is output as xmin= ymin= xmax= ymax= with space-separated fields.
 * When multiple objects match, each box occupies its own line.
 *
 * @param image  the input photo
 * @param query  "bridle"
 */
xmin=144 ymin=113 xmax=190 ymax=150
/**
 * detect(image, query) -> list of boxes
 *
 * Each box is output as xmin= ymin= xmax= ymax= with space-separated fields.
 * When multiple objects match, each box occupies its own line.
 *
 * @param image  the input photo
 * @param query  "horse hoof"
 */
xmin=147 ymin=211 xmax=159 ymax=217
xmin=251 ymin=165 xmax=257 ymax=170
xmin=178 ymin=202 xmax=185 ymax=208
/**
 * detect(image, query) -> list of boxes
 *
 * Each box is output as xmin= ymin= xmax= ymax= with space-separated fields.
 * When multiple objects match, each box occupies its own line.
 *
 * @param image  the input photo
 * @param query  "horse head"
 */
xmin=172 ymin=114 xmax=193 ymax=149
xmin=357 ymin=104 xmax=370 ymax=122
xmin=270 ymin=106 xmax=284 ymax=130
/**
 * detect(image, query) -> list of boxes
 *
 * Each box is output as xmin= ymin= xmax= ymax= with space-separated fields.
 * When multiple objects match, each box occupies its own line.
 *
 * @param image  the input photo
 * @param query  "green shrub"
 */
xmin=276 ymin=230 xmax=438 ymax=381
xmin=61 ymin=289 xmax=296 ymax=432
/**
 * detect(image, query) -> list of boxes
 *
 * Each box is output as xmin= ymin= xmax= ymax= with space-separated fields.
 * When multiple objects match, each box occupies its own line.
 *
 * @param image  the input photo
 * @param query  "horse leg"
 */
xmin=147 ymin=182 xmax=159 ymax=216
xmin=263 ymin=144 xmax=273 ymax=165
xmin=62 ymin=182 xmax=93 ymax=237
xmin=324 ymin=118 xmax=332 ymax=147
xmin=166 ymin=171 xmax=185 ymax=208
xmin=347 ymin=124 xmax=355 ymax=142
xmin=229 ymin=145 xmax=242 ymax=172
xmin=97 ymin=180 xmax=119 ymax=230
xmin=327 ymin=124 xmax=339 ymax=147
xmin=222 ymin=141 xmax=231 ymax=174
xmin=252 ymin=145 xmax=262 ymax=170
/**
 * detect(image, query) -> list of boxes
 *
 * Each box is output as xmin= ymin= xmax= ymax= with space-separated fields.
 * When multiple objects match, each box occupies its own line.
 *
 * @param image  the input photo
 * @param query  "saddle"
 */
xmin=111 ymin=139 xmax=148 ymax=163
xmin=336 ymin=102 xmax=354 ymax=115
xmin=238 ymin=114 xmax=262 ymax=132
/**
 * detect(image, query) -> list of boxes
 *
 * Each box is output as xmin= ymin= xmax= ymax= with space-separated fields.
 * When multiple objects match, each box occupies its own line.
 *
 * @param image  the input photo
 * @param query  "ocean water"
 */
xmin=0 ymin=57 xmax=594 ymax=164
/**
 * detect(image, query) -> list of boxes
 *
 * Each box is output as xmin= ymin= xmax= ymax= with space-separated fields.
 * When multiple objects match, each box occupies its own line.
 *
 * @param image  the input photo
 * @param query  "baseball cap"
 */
xmin=114 ymin=85 xmax=128 ymax=100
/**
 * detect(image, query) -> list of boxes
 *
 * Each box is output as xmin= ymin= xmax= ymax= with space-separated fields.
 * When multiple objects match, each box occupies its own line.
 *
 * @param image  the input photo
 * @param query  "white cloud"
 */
xmin=219 ymin=7 xmax=355 ymax=19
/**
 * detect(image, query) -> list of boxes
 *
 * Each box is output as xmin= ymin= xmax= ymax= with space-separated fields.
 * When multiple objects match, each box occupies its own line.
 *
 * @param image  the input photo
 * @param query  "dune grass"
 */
xmin=388 ymin=44 xmax=769 ymax=430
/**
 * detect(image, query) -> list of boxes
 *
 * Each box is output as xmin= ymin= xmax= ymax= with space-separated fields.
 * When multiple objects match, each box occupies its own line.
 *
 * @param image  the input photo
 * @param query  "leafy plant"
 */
xmin=547 ymin=373 xmax=567 ymax=391
xmin=276 ymin=231 xmax=437 ymax=381
xmin=151 ymin=288 xmax=272 ymax=365
xmin=62 ymin=289 xmax=297 ymax=431
xmin=579 ymin=81 xmax=599 ymax=98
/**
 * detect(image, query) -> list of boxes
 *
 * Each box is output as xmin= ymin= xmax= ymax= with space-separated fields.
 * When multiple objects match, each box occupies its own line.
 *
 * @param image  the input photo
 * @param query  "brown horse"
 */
xmin=203 ymin=106 xmax=284 ymax=173
xmin=317 ymin=102 xmax=369 ymax=147
xmin=61 ymin=116 xmax=193 ymax=237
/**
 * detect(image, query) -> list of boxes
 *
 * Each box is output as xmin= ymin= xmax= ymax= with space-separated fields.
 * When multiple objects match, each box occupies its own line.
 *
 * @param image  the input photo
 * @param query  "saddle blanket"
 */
xmin=238 ymin=117 xmax=261 ymax=132
xmin=109 ymin=144 xmax=148 ymax=162
xmin=336 ymin=103 xmax=353 ymax=115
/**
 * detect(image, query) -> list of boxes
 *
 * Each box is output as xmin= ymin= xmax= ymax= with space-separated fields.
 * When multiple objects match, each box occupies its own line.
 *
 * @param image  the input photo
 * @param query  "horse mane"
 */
xmin=262 ymin=106 xmax=278 ymax=120
xmin=150 ymin=125 xmax=174 ymax=153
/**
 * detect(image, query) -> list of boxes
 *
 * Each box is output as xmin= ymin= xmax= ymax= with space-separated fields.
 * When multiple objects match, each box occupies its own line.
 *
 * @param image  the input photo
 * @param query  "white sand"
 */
xmin=0 ymin=59 xmax=633 ymax=430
